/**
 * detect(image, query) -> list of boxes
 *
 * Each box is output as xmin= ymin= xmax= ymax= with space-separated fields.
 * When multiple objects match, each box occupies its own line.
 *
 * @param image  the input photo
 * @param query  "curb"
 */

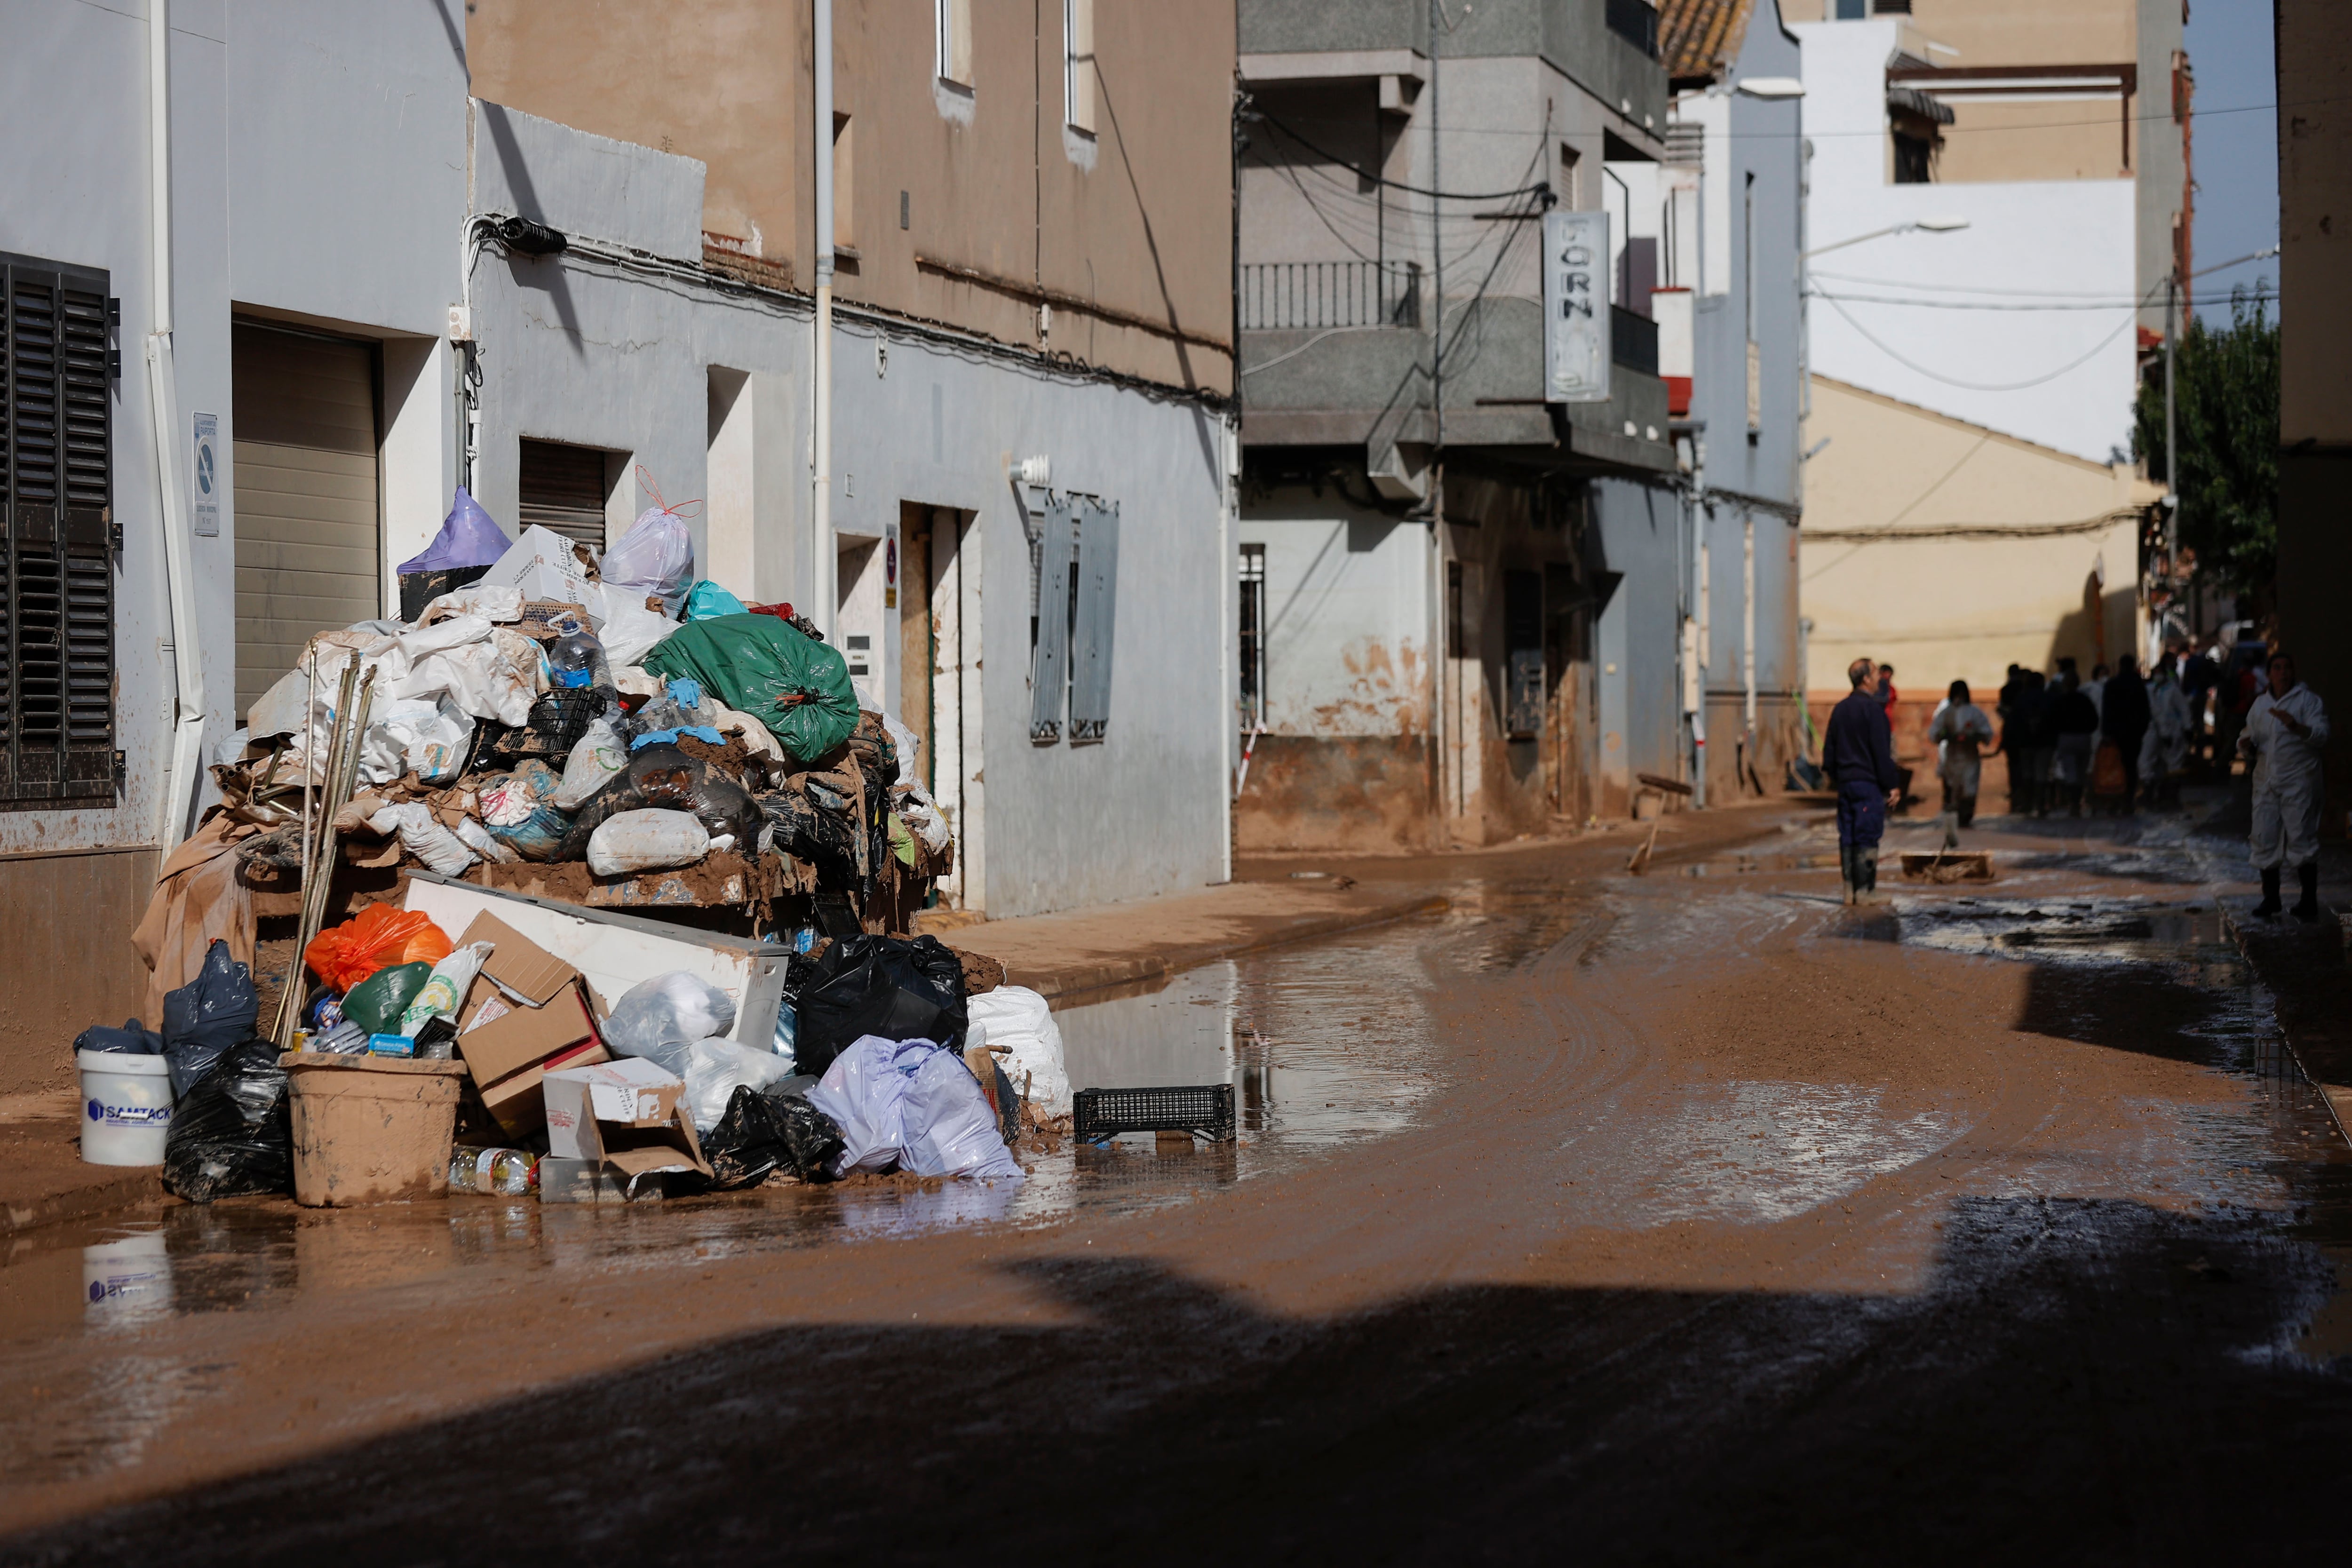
xmin=1005 ymin=893 xmax=1452 ymax=1005
xmin=2218 ymin=897 xmax=2352 ymax=1145
xmin=2 ymin=1168 xmax=164 ymax=1240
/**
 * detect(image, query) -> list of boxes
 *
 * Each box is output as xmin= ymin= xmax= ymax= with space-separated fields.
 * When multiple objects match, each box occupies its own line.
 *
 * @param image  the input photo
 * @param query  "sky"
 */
xmin=2181 ymin=0 xmax=2278 ymax=321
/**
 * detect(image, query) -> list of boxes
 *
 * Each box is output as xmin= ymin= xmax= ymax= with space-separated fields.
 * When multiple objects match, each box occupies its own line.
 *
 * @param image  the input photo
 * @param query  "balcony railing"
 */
xmin=1610 ymin=306 xmax=1658 ymax=376
xmin=1605 ymin=0 xmax=1659 ymax=58
xmin=1240 ymin=260 xmax=1422 ymax=331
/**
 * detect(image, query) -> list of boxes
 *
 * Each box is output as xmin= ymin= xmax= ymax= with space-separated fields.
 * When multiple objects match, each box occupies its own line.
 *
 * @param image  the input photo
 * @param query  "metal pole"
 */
xmin=813 ymin=0 xmax=836 ymax=639
xmin=2164 ymin=271 xmax=2178 ymax=596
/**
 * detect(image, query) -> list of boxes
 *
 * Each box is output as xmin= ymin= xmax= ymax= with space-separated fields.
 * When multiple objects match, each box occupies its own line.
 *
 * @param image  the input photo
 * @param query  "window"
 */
xmin=1064 ymin=0 xmax=1096 ymax=135
xmin=1557 ymin=141 xmax=1581 ymax=209
xmin=1834 ymin=0 xmax=1866 ymax=16
xmin=1893 ymin=130 xmax=1934 ymax=183
xmin=517 ymin=438 xmax=614 ymax=547
xmin=935 ymin=0 xmax=972 ymax=88
xmin=1027 ymin=491 xmax=1118 ymax=743
xmin=1237 ymin=543 xmax=1265 ymax=730
xmin=832 ymin=114 xmax=856 ymax=252
xmin=0 ymin=253 xmax=118 ymax=809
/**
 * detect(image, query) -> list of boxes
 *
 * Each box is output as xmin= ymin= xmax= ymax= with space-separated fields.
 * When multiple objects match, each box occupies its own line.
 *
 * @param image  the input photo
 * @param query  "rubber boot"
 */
xmin=2294 ymin=861 xmax=2321 ymax=923
xmin=1859 ymin=848 xmax=1881 ymax=904
xmin=2255 ymin=868 xmax=2283 ymax=918
xmin=1839 ymin=844 xmax=1858 ymax=905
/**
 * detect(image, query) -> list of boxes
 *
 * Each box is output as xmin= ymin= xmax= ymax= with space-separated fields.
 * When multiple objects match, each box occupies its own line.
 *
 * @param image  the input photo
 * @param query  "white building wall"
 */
xmin=1241 ymin=503 xmax=1430 ymax=740
xmin=468 ymin=106 xmax=1231 ymax=919
xmin=1796 ymin=20 xmax=2137 ymax=464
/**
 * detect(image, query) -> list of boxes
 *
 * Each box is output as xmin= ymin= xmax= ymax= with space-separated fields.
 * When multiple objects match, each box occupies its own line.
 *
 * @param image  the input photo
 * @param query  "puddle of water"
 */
xmin=1564 ymin=1081 xmax=1961 ymax=1226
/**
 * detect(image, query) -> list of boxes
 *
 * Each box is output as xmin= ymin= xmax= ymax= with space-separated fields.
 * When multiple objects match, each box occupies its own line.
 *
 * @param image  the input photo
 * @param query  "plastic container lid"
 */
xmin=75 ymin=1049 xmax=171 ymax=1076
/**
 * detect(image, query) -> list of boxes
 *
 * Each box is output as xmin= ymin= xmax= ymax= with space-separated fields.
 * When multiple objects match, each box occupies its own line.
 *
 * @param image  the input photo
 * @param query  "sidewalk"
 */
xmin=2221 ymin=838 xmax=2352 ymax=1139
xmin=0 ymin=1094 xmax=162 ymax=1239
xmin=920 ymin=880 xmax=1448 ymax=1003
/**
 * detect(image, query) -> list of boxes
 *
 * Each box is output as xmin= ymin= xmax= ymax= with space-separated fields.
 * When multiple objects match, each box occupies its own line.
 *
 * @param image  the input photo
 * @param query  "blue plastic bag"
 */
xmin=479 ymin=760 xmax=572 ymax=862
xmin=685 ymin=581 xmax=748 ymax=621
xmin=397 ymin=487 xmax=513 ymax=574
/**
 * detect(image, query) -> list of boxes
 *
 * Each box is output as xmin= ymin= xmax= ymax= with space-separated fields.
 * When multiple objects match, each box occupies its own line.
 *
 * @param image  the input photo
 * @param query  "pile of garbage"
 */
xmin=214 ymin=483 xmax=954 ymax=945
xmin=74 ymin=907 xmax=1073 ymax=1205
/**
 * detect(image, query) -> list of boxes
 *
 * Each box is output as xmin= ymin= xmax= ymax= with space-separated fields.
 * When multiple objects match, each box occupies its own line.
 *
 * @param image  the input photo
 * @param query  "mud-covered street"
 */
xmin=5 ymin=801 xmax=2350 ymax=1566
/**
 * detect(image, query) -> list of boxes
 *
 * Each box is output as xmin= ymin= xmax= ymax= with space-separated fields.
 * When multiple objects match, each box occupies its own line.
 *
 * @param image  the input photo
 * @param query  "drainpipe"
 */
xmin=811 ymin=0 xmax=837 ymax=640
xmin=148 ymin=0 xmax=205 ymax=851
xmin=1742 ymin=512 xmax=1756 ymax=777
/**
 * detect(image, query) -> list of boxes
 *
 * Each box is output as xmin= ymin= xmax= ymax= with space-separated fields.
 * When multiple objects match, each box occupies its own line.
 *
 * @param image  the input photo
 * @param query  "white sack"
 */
xmin=806 ymin=1035 xmax=923 ymax=1176
xmin=603 ymin=971 xmax=739 ymax=1077
xmin=899 ymin=1044 xmax=1024 ymax=1180
xmin=963 ymin=985 xmax=1069 ymax=1115
xmin=587 ymin=808 xmax=710 ymax=876
xmin=367 ymin=802 xmax=479 ymax=877
xmin=682 ymin=1037 xmax=794 ymax=1132
xmin=551 ymin=716 xmax=629 ymax=810
xmin=417 ymin=584 xmax=525 ymax=624
xmin=597 ymin=600 xmax=682 ymax=669
xmin=455 ymin=816 xmax=519 ymax=864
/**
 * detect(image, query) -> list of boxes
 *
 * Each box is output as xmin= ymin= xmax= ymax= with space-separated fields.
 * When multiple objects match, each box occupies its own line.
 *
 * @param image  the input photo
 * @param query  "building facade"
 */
xmin=1788 ymin=0 xmax=2172 ymax=736
xmin=1231 ymin=0 xmax=1804 ymax=850
xmin=0 ymin=0 xmax=1238 ymax=1093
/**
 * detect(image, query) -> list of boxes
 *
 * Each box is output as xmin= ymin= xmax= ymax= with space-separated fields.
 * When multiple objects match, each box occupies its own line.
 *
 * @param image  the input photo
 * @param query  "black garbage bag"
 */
xmin=74 ymin=1018 xmax=163 ymax=1057
xmin=557 ymin=743 xmax=760 ymax=858
xmin=756 ymin=786 xmax=861 ymax=873
xmin=787 ymin=934 xmax=966 ymax=1076
xmin=161 ymin=939 xmax=261 ymax=1098
xmin=694 ymin=1084 xmax=848 ymax=1190
xmin=161 ymin=1037 xmax=292 ymax=1202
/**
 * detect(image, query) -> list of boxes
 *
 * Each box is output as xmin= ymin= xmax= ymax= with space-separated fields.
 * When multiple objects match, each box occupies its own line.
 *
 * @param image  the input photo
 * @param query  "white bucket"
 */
xmin=76 ymin=1049 xmax=175 ymax=1166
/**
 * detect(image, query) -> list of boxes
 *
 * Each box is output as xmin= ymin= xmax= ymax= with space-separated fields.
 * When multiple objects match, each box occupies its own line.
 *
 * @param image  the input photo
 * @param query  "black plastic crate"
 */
xmin=472 ymin=686 xmax=611 ymax=764
xmin=1072 ymin=1083 xmax=1236 ymax=1144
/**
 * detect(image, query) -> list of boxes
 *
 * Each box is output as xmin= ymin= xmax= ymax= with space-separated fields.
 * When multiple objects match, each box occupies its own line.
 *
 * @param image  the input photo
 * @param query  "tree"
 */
xmin=2132 ymin=287 xmax=2279 ymax=596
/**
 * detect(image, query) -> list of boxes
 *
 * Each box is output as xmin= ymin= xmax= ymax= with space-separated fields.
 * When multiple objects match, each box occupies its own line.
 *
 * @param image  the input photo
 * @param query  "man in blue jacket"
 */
xmin=1823 ymin=656 xmax=1905 ymax=904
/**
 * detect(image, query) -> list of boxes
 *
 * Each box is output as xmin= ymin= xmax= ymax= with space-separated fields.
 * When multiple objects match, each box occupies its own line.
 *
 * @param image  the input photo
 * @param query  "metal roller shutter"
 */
xmin=517 ymin=438 xmax=610 ymax=547
xmin=231 ymin=323 xmax=381 ymax=716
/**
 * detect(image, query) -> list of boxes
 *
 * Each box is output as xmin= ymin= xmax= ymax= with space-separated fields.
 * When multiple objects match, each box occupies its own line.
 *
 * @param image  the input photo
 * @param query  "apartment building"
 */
xmin=1789 ymin=0 xmax=2183 ymax=736
xmin=0 ymin=1 xmax=1238 ymax=1091
xmin=1231 ymin=0 xmax=1804 ymax=849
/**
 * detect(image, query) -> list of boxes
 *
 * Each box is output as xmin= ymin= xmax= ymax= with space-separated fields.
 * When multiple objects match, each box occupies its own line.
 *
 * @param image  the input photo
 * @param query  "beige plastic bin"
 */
xmin=282 ymin=1052 xmax=467 ymax=1207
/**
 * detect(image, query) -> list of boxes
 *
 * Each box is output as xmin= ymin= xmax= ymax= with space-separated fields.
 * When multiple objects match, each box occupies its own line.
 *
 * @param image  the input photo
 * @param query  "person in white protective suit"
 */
xmin=2238 ymin=652 xmax=2331 ymax=920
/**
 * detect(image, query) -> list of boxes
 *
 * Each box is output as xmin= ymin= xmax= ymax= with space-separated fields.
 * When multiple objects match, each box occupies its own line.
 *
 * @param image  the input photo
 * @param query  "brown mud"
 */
xmin=2 ymin=801 xmax=2348 ymax=1564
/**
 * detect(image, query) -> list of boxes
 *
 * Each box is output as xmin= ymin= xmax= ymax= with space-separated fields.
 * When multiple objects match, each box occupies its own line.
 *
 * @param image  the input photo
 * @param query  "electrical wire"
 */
xmin=1254 ymin=109 xmax=1553 ymax=201
xmin=1816 ymin=288 xmax=2143 ymax=390
xmin=1239 ymin=325 xmax=1388 ymax=377
xmin=1809 ymin=287 xmax=2269 ymax=312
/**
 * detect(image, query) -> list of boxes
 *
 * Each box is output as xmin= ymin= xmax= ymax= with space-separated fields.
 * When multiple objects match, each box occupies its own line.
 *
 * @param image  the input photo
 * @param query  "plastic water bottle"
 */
xmin=448 ymin=1147 xmax=540 ymax=1195
xmin=548 ymin=629 xmax=609 ymax=690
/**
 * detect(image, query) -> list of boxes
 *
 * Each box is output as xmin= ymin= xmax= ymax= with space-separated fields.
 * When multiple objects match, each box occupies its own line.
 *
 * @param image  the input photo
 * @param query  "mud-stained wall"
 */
xmin=1234 ymin=736 xmax=1434 ymax=853
xmin=0 ymin=850 xmax=158 ymax=1096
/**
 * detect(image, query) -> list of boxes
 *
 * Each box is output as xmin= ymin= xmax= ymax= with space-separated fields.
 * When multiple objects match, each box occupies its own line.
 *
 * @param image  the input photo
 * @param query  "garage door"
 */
xmin=517 ymin=438 xmax=611 ymax=548
xmin=232 ymin=324 xmax=380 ymax=716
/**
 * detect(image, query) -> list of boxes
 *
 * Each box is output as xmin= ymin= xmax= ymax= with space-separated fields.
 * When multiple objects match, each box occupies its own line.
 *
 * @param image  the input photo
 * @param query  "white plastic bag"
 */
xmin=897 ymin=786 xmax=953 ymax=856
xmin=900 ymin=1044 xmax=1024 ymax=1180
xmin=586 ymin=808 xmax=710 ymax=876
xmin=682 ymin=1038 xmax=794 ymax=1132
xmin=881 ymin=711 xmax=920 ymax=783
xmin=551 ymin=716 xmax=628 ymax=811
xmin=359 ymin=696 xmax=476 ymax=785
xmin=806 ymin=1035 xmax=924 ymax=1176
xmin=601 ymin=506 xmax=696 ymax=615
xmin=964 ymin=986 xmax=1070 ymax=1115
xmin=602 ymin=971 xmax=738 ymax=1077
xmin=417 ymin=584 xmax=524 ymax=624
xmin=454 ymin=816 xmax=519 ymax=864
xmin=398 ymin=941 xmax=494 ymax=1037
xmin=367 ymin=802 xmax=479 ymax=878
xmin=597 ymin=600 xmax=682 ymax=669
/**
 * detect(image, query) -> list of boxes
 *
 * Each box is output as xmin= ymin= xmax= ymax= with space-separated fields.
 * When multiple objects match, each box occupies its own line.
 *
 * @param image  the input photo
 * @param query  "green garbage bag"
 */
xmin=640 ymin=613 xmax=860 ymax=764
xmin=342 ymin=961 xmax=434 ymax=1035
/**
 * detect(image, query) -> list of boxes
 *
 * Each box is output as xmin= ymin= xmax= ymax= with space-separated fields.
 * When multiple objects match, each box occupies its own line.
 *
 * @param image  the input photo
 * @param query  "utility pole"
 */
xmin=2163 ymin=270 xmax=2179 ymax=627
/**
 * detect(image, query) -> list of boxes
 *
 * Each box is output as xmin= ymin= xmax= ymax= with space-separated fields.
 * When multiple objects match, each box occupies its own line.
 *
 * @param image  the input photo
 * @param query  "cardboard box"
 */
xmin=479 ymin=525 xmax=607 ymax=628
xmin=542 ymin=1058 xmax=711 ymax=1179
xmin=452 ymin=913 xmax=612 ymax=1137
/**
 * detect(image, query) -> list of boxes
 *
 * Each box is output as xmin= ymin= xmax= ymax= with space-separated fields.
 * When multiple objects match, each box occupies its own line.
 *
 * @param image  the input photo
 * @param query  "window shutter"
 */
xmin=1067 ymin=496 xmax=1118 ymax=742
xmin=1 ymin=255 xmax=117 ymax=809
xmin=1028 ymin=494 xmax=1073 ymax=742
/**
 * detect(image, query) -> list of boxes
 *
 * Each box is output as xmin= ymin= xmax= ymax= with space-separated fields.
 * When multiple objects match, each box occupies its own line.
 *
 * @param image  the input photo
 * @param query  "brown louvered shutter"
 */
xmin=1 ymin=255 xmax=118 ymax=808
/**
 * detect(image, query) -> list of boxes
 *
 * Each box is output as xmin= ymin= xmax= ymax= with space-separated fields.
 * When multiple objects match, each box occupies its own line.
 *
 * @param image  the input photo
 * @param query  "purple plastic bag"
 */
xmin=397 ymin=487 xmax=513 ymax=574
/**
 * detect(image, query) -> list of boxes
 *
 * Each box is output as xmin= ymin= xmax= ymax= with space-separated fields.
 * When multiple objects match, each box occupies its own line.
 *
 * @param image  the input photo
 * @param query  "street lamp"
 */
xmin=1736 ymin=77 xmax=1805 ymax=99
xmin=1803 ymin=215 xmax=1970 ymax=259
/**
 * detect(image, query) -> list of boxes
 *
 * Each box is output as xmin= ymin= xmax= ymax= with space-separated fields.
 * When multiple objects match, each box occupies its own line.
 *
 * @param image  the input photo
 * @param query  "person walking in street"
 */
xmin=2240 ymin=652 xmax=2332 ymax=920
xmin=1825 ymin=657 xmax=1904 ymax=904
xmin=2141 ymin=659 xmax=2191 ymax=809
xmin=1929 ymin=680 xmax=1995 ymax=828
xmin=2049 ymin=672 xmax=2101 ymax=817
xmin=2100 ymin=654 xmax=2151 ymax=813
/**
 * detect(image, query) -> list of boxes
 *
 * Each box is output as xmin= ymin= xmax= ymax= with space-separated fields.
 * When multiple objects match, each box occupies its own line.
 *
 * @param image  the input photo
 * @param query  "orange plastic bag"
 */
xmin=303 ymin=904 xmax=453 ymax=993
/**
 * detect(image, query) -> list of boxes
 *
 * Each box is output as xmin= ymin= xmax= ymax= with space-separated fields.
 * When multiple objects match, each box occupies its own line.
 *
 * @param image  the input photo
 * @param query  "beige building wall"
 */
xmin=1801 ymin=376 xmax=2153 ymax=701
xmin=466 ymin=0 xmax=1235 ymax=396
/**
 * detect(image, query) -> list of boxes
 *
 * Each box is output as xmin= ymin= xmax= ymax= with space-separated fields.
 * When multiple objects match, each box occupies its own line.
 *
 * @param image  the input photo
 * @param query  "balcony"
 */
xmin=1610 ymin=305 xmax=1658 ymax=376
xmin=1604 ymin=0 xmax=1658 ymax=59
xmin=1240 ymin=260 xmax=1422 ymax=331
